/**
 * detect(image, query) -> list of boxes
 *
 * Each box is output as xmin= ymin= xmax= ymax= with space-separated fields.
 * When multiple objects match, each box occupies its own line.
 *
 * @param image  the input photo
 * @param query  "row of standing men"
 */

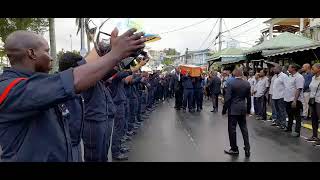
xmin=0 ymin=29 xmax=151 ymax=162
xmin=60 ymin=52 xmax=169 ymax=161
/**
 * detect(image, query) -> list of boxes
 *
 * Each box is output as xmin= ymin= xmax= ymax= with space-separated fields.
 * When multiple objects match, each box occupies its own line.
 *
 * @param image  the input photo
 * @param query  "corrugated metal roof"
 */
xmin=262 ymin=43 xmax=320 ymax=57
xmin=245 ymin=32 xmax=317 ymax=55
xmin=214 ymin=59 xmax=245 ymax=66
xmin=207 ymin=48 xmax=245 ymax=61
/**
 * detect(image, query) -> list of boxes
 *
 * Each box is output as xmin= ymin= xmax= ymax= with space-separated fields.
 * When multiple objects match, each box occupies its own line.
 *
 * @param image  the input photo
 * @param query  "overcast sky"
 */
xmin=43 ymin=18 xmax=270 ymax=54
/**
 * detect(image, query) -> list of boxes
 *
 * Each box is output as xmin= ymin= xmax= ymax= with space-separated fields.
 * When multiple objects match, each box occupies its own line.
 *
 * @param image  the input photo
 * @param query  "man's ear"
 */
xmin=26 ymin=48 xmax=37 ymax=60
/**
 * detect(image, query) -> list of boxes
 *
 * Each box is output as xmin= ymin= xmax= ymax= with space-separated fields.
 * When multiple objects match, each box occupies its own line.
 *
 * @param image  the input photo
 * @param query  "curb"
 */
xmin=267 ymin=111 xmax=320 ymax=133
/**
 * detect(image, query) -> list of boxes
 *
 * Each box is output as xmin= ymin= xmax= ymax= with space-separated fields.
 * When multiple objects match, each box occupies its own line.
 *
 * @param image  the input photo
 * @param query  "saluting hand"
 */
xmin=109 ymin=28 xmax=146 ymax=61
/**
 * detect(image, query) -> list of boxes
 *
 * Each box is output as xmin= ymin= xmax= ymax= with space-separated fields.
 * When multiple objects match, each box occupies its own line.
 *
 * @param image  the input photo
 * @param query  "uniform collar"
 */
xmin=77 ymin=58 xmax=87 ymax=66
xmin=2 ymin=67 xmax=36 ymax=78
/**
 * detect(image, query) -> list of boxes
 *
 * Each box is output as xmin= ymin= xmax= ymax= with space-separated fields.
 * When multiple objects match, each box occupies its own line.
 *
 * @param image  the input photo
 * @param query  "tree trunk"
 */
xmin=49 ymin=18 xmax=57 ymax=73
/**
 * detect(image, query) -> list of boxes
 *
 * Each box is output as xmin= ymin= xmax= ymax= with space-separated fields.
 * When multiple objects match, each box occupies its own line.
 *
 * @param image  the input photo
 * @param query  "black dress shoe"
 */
xmin=121 ymin=144 xmax=129 ymax=148
xmin=123 ymin=135 xmax=132 ymax=141
xmin=126 ymin=131 xmax=134 ymax=136
xmin=244 ymin=148 xmax=250 ymax=157
xmin=197 ymin=109 xmax=201 ymax=112
xmin=224 ymin=149 xmax=239 ymax=156
xmin=284 ymin=128 xmax=292 ymax=132
xmin=113 ymin=154 xmax=128 ymax=161
xmin=120 ymin=147 xmax=130 ymax=153
xmin=271 ymin=123 xmax=277 ymax=126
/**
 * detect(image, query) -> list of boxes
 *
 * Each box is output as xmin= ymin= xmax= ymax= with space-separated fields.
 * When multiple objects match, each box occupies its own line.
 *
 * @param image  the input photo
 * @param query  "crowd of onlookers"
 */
xmin=203 ymin=63 xmax=320 ymax=145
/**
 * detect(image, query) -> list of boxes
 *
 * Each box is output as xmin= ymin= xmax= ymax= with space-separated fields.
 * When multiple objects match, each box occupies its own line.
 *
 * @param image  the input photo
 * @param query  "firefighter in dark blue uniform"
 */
xmin=131 ymin=74 xmax=143 ymax=129
xmin=104 ymin=81 xmax=117 ymax=161
xmin=182 ymin=72 xmax=194 ymax=113
xmin=109 ymin=68 xmax=131 ymax=160
xmin=194 ymin=76 xmax=204 ymax=112
xmin=57 ymin=52 xmax=116 ymax=162
xmin=0 ymin=29 xmax=146 ymax=161
xmin=124 ymin=75 xmax=135 ymax=137
xmin=58 ymin=52 xmax=85 ymax=162
xmin=139 ymin=71 xmax=149 ymax=119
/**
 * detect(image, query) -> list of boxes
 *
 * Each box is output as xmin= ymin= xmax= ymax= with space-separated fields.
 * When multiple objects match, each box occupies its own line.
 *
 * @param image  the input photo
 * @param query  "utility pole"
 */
xmin=185 ymin=48 xmax=188 ymax=64
xmin=300 ymin=18 xmax=304 ymax=34
xmin=70 ymin=34 xmax=72 ymax=51
xmin=80 ymin=18 xmax=87 ymax=57
xmin=218 ymin=18 xmax=223 ymax=52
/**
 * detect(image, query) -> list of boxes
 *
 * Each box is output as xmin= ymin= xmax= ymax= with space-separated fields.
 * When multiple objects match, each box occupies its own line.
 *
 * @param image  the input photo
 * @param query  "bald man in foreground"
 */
xmin=223 ymin=68 xmax=251 ymax=158
xmin=0 ymin=29 xmax=146 ymax=162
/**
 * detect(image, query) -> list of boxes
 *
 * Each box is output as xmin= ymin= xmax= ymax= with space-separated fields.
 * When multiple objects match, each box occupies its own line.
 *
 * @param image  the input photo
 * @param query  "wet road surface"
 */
xmin=124 ymin=98 xmax=320 ymax=162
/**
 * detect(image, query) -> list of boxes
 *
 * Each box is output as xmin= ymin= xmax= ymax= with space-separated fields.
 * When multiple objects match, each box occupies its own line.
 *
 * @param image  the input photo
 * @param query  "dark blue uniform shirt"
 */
xmin=182 ymin=75 xmax=194 ymax=89
xmin=0 ymin=67 xmax=76 ymax=162
xmin=110 ymin=71 xmax=131 ymax=104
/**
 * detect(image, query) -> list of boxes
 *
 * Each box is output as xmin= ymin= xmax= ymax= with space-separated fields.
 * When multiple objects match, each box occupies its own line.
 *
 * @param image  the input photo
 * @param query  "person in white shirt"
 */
xmin=284 ymin=64 xmax=305 ymax=137
xmin=306 ymin=63 xmax=320 ymax=144
xmin=269 ymin=68 xmax=277 ymax=121
xmin=252 ymin=73 xmax=260 ymax=117
xmin=253 ymin=70 xmax=269 ymax=120
xmin=271 ymin=65 xmax=288 ymax=129
xmin=247 ymin=70 xmax=256 ymax=114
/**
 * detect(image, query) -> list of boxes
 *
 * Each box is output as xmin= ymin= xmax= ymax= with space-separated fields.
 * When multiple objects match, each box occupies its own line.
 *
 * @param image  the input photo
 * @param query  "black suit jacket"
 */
xmin=208 ymin=76 xmax=221 ymax=95
xmin=224 ymin=78 xmax=251 ymax=116
xmin=172 ymin=73 xmax=183 ymax=92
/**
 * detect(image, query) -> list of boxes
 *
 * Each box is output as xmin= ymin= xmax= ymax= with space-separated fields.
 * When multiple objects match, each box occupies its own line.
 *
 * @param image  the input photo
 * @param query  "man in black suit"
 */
xmin=172 ymin=67 xmax=183 ymax=110
xmin=223 ymin=68 xmax=251 ymax=157
xmin=207 ymin=71 xmax=221 ymax=112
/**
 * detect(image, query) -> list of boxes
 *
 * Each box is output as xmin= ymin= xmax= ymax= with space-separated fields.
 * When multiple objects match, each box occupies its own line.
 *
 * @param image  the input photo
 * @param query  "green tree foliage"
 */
xmin=0 ymin=18 xmax=49 ymax=60
xmin=162 ymin=58 xmax=173 ymax=66
xmin=163 ymin=48 xmax=180 ymax=56
xmin=57 ymin=49 xmax=80 ymax=61
xmin=0 ymin=18 xmax=49 ymax=42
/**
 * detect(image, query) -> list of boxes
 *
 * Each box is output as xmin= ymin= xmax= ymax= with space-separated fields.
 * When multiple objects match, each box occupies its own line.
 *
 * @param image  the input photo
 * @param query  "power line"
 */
xmin=198 ymin=18 xmax=219 ymax=50
xmin=205 ymin=18 xmax=256 ymax=50
xmin=159 ymin=18 xmax=211 ymax=35
xmin=222 ymin=35 xmax=255 ymax=46
xmin=221 ymin=18 xmax=256 ymax=34
xmin=223 ymin=18 xmax=232 ymax=38
xmin=226 ymin=22 xmax=265 ymax=39
xmin=206 ymin=33 xmax=220 ymax=49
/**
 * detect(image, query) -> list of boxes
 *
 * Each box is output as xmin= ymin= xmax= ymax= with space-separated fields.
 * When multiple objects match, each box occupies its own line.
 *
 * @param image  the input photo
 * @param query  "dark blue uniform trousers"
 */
xmin=194 ymin=88 xmax=203 ymax=110
xmin=137 ymin=94 xmax=142 ymax=122
xmin=141 ymin=92 xmax=147 ymax=114
xmin=112 ymin=103 xmax=125 ymax=156
xmin=123 ymin=99 xmax=130 ymax=135
xmin=129 ymin=98 xmax=138 ymax=131
xmin=72 ymin=143 xmax=82 ymax=162
xmin=106 ymin=116 xmax=114 ymax=160
xmin=82 ymin=120 xmax=108 ymax=162
xmin=183 ymin=88 xmax=194 ymax=110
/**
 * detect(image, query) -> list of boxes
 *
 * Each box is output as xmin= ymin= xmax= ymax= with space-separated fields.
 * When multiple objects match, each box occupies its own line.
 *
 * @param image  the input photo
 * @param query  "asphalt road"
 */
xmin=123 ymin=98 xmax=320 ymax=162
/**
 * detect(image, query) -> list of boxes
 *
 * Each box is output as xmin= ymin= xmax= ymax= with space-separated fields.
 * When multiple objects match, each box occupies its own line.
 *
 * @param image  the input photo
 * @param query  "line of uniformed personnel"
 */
xmin=170 ymin=67 xmax=206 ymax=113
xmin=0 ymin=28 xmax=164 ymax=162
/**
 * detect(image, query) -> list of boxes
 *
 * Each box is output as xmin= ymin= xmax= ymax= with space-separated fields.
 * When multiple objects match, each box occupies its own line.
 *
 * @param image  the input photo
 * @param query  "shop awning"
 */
xmin=262 ymin=43 xmax=320 ymax=57
xmin=245 ymin=32 xmax=317 ymax=55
